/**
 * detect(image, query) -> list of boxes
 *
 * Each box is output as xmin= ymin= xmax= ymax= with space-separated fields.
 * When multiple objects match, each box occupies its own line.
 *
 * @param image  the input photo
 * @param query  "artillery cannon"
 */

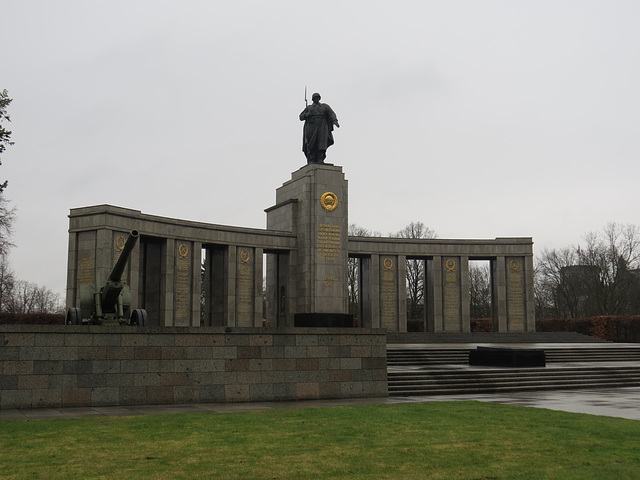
xmin=66 ymin=230 xmax=147 ymax=326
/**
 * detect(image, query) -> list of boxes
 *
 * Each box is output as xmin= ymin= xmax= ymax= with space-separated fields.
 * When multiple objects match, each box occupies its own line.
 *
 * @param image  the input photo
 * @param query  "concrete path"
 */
xmin=2 ymin=387 xmax=640 ymax=421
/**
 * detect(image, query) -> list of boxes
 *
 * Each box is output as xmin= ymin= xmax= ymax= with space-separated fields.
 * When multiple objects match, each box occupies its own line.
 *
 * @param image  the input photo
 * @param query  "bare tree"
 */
xmin=0 ymin=194 xmax=15 ymax=256
xmin=535 ymin=223 xmax=640 ymax=317
xmin=3 ymin=280 xmax=61 ymax=314
xmin=533 ymin=263 xmax=556 ymax=318
xmin=347 ymin=224 xmax=380 ymax=317
xmin=394 ymin=221 xmax=437 ymax=320
xmin=580 ymin=223 xmax=640 ymax=315
xmin=469 ymin=263 xmax=492 ymax=318
xmin=0 ymin=255 xmax=15 ymax=312
xmin=537 ymin=247 xmax=582 ymax=317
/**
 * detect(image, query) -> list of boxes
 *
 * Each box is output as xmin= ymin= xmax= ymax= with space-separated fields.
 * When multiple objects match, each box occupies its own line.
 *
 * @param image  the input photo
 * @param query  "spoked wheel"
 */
xmin=130 ymin=309 xmax=148 ymax=326
xmin=66 ymin=308 xmax=83 ymax=325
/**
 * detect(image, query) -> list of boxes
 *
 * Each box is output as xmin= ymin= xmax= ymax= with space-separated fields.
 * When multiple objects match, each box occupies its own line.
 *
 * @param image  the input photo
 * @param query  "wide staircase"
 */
xmin=387 ymin=332 xmax=640 ymax=396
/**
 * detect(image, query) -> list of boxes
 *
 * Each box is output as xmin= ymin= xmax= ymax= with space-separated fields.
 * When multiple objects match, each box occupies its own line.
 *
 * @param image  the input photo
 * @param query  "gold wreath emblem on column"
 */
xmin=178 ymin=243 xmax=189 ymax=258
xmin=383 ymin=258 xmax=393 ymax=270
xmin=240 ymin=250 xmax=251 ymax=263
xmin=115 ymin=235 xmax=126 ymax=251
xmin=445 ymin=259 xmax=456 ymax=272
xmin=510 ymin=259 xmax=520 ymax=272
xmin=321 ymin=192 xmax=338 ymax=212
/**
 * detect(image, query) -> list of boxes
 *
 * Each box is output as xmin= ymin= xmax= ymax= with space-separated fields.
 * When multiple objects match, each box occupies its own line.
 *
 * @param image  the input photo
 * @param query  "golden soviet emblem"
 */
xmin=321 ymin=192 xmax=338 ymax=212
xmin=445 ymin=259 xmax=456 ymax=272
xmin=510 ymin=259 xmax=520 ymax=272
xmin=240 ymin=250 xmax=251 ymax=263
xmin=383 ymin=258 xmax=394 ymax=270
xmin=178 ymin=243 xmax=189 ymax=258
xmin=115 ymin=235 xmax=126 ymax=251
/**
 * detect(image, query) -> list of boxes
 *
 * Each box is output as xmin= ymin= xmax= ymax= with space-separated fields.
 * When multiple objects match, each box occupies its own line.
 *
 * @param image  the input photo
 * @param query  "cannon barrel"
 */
xmin=108 ymin=230 xmax=139 ymax=283
xmin=100 ymin=230 xmax=139 ymax=311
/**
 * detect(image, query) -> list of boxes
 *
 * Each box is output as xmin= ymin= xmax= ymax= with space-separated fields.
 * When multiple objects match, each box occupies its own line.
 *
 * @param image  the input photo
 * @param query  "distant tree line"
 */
xmin=535 ymin=223 xmax=640 ymax=318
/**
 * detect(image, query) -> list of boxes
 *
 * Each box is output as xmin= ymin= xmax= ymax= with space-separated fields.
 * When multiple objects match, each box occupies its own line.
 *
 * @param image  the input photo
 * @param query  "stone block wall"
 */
xmin=0 ymin=326 xmax=388 ymax=410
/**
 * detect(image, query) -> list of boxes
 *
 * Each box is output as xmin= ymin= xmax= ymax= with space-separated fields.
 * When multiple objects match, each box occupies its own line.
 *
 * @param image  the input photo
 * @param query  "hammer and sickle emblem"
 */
xmin=445 ymin=259 xmax=456 ymax=272
xmin=510 ymin=259 xmax=520 ymax=272
xmin=321 ymin=192 xmax=338 ymax=212
xmin=115 ymin=235 xmax=126 ymax=251
xmin=383 ymin=258 xmax=393 ymax=270
xmin=178 ymin=244 xmax=189 ymax=258
xmin=240 ymin=250 xmax=251 ymax=263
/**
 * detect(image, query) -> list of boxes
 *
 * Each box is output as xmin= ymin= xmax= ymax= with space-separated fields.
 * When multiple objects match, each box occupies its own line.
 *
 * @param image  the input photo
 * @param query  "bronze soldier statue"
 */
xmin=299 ymin=92 xmax=339 ymax=164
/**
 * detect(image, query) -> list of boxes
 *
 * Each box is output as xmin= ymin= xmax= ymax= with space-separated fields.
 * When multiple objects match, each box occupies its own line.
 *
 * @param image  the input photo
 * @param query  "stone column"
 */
xmin=226 ymin=245 xmax=237 ymax=326
xmin=380 ymin=255 xmax=399 ymax=331
xmin=460 ymin=256 xmax=471 ymax=333
xmin=360 ymin=254 xmax=380 ymax=328
xmin=162 ymin=238 xmax=175 ymax=326
xmin=442 ymin=256 xmax=463 ymax=332
xmin=253 ymin=247 xmax=264 ymax=327
xmin=397 ymin=255 xmax=408 ymax=332
xmin=430 ymin=255 xmax=444 ymax=332
xmin=190 ymin=242 xmax=202 ymax=326
xmin=172 ymin=240 xmax=193 ymax=327
xmin=524 ymin=255 xmax=536 ymax=331
xmin=235 ymin=246 xmax=263 ymax=327
xmin=65 ymin=232 xmax=78 ymax=309
xmin=504 ymin=255 xmax=536 ymax=332
xmin=492 ymin=256 xmax=508 ymax=332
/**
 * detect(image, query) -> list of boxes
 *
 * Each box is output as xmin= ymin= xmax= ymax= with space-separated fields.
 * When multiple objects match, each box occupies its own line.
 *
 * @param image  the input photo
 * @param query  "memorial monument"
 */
xmin=65 ymin=93 xmax=535 ymax=333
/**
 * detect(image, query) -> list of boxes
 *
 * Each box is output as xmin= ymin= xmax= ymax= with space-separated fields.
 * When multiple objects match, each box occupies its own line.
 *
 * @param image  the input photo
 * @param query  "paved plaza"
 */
xmin=2 ymin=386 xmax=640 ymax=422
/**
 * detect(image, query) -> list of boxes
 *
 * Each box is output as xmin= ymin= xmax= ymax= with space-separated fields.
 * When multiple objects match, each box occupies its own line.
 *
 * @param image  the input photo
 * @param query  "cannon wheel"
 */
xmin=130 ymin=309 xmax=148 ymax=326
xmin=66 ymin=308 xmax=82 ymax=325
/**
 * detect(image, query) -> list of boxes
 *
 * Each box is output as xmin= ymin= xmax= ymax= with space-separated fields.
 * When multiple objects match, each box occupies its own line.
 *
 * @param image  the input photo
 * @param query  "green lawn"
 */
xmin=1 ymin=402 xmax=639 ymax=479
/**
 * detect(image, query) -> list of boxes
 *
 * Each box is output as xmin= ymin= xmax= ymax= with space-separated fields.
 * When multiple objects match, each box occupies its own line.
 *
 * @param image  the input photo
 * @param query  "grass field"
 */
xmin=1 ymin=401 xmax=639 ymax=479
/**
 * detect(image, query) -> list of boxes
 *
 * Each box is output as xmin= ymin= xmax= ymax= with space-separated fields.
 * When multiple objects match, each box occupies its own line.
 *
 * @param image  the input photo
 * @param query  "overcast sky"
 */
xmin=3 ymin=1 xmax=640 ymax=298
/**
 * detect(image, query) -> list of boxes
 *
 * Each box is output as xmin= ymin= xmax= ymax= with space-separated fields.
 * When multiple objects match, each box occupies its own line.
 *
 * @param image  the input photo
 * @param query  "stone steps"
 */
xmin=387 ymin=332 xmax=608 ymax=344
xmin=386 ymin=336 xmax=640 ymax=396
xmin=387 ymin=347 xmax=640 ymax=366
xmin=388 ymin=366 xmax=640 ymax=396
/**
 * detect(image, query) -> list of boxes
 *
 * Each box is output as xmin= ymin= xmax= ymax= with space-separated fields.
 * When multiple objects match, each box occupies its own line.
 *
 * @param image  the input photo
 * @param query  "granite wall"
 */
xmin=0 ymin=326 xmax=388 ymax=410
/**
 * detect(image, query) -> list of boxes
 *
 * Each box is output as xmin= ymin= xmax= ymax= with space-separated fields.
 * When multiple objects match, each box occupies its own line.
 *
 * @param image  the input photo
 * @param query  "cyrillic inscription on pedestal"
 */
xmin=381 ymin=257 xmax=397 ymax=330
xmin=236 ymin=249 xmax=254 ymax=326
xmin=78 ymin=257 xmax=94 ymax=285
xmin=318 ymin=223 xmax=341 ymax=261
xmin=507 ymin=257 xmax=525 ymax=331
xmin=174 ymin=243 xmax=191 ymax=326
xmin=443 ymin=258 xmax=460 ymax=331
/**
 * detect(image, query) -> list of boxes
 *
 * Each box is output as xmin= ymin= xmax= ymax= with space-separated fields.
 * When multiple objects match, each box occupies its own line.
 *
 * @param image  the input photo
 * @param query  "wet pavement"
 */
xmin=2 ymin=387 xmax=640 ymax=422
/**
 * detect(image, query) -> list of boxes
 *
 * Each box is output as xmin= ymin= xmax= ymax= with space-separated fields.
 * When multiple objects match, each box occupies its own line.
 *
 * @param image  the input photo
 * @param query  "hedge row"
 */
xmin=536 ymin=316 xmax=640 ymax=343
xmin=0 ymin=313 xmax=65 ymax=325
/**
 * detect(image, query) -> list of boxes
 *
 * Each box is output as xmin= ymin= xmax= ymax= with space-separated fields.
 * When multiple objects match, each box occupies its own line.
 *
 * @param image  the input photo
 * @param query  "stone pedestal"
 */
xmin=266 ymin=164 xmax=349 ymax=326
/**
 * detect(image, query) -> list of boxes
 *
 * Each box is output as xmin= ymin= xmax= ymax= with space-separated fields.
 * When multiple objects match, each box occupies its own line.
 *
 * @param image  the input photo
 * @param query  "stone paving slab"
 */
xmin=2 ymin=387 xmax=640 ymax=421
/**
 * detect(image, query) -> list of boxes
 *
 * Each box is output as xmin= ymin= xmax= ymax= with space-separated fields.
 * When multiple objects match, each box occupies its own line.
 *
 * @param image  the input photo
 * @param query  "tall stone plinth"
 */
xmin=266 ymin=164 xmax=349 ymax=326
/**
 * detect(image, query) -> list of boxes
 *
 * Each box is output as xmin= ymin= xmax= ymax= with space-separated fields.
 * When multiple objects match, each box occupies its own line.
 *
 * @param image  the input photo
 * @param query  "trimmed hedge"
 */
xmin=469 ymin=316 xmax=640 ymax=342
xmin=536 ymin=316 xmax=640 ymax=343
xmin=470 ymin=318 xmax=492 ymax=332
xmin=0 ymin=313 xmax=65 ymax=325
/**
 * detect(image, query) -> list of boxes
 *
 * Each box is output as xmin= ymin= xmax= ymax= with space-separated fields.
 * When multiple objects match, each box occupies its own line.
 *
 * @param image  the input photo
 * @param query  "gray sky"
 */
xmin=3 ymin=1 xmax=640 ymax=298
